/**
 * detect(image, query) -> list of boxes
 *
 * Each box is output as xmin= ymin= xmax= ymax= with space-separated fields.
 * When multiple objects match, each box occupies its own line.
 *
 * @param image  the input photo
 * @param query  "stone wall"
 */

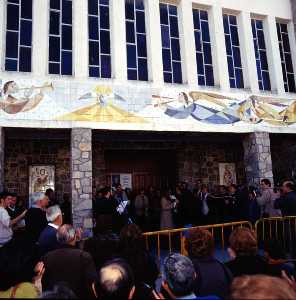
xmin=4 ymin=138 xmax=70 ymax=202
xmin=0 ymin=128 xmax=4 ymax=191
xmin=243 ymin=132 xmax=273 ymax=186
xmin=71 ymin=128 xmax=93 ymax=230
xmin=92 ymin=137 xmax=246 ymax=191
xmin=177 ymin=143 xmax=246 ymax=189
xmin=92 ymin=142 xmax=106 ymax=193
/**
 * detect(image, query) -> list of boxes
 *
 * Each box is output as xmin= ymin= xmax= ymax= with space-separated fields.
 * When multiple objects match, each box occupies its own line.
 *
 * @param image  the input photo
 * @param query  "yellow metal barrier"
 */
xmin=143 ymin=221 xmax=253 ymax=261
xmin=142 ymin=216 xmax=296 ymax=261
xmin=255 ymin=216 xmax=296 ymax=256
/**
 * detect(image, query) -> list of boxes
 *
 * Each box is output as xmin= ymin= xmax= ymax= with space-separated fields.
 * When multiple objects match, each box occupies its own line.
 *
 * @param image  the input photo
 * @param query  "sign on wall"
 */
xmin=219 ymin=163 xmax=237 ymax=186
xmin=111 ymin=173 xmax=132 ymax=189
xmin=29 ymin=165 xmax=55 ymax=195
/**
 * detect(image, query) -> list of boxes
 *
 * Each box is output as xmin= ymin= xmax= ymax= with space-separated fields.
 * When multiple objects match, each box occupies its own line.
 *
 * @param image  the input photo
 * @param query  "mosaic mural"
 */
xmin=1 ymin=79 xmax=296 ymax=132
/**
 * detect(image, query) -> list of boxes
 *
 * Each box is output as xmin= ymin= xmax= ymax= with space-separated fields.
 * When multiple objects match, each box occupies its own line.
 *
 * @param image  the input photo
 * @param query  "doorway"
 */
xmin=105 ymin=149 xmax=176 ymax=192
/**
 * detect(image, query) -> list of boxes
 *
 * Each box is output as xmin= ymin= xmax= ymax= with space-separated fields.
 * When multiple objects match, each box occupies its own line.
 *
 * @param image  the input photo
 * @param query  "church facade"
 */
xmin=0 ymin=0 xmax=296 ymax=229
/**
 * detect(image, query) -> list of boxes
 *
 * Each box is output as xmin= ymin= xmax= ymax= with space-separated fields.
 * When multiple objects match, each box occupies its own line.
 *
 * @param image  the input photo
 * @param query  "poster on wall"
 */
xmin=219 ymin=163 xmax=237 ymax=186
xmin=111 ymin=173 xmax=132 ymax=189
xmin=29 ymin=165 xmax=55 ymax=197
xmin=120 ymin=174 xmax=132 ymax=189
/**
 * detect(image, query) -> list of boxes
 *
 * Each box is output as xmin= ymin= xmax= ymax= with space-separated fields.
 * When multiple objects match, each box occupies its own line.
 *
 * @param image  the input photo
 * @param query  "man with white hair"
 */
xmin=38 ymin=205 xmax=63 ymax=255
xmin=42 ymin=224 xmax=98 ymax=299
xmin=25 ymin=192 xmax=49 ymax=244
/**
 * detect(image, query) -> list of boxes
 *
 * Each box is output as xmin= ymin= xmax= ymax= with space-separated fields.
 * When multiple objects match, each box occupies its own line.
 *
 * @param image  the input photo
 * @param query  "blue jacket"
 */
xmin=38 ymin=225 xmax=60 ymax=256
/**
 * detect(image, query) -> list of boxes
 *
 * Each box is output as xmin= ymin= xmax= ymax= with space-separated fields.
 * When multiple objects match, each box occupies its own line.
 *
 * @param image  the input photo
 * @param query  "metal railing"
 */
xmin=143 ymin=221 xmax=253 ymax=261
xmin=143 ymin=216 xmax=296 ymax=261
xmin=255 ymin=216 xmax=296 ymax=256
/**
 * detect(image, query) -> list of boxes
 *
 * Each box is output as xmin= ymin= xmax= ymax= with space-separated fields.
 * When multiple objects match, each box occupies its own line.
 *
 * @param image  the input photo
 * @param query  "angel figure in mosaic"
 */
xmin=0 ymin=81 xmax=53 ymax=114
xmin=57 ymin=85 xmax=146 ymax=123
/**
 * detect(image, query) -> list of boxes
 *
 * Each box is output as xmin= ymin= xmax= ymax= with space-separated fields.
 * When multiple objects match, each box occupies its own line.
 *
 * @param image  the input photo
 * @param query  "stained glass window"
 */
xmin=125 ymin=0 xmax=148 ymax=81
xmin=160 ymin=3 xmax=182 ymax=84
xmin=193 ymin=8 xmax=214 ymax=86
xmin=88 ymin=0 xmax=111 ymax=78
xmin=5 ymin=0 xmax=33 ymax=72
xmin=223 ymin=14 xmax=244 ymax=89
xmin=49 ymin=0 xmax=73 ymax=75
xmin=276 ymin=22 xmax=296 ymax=93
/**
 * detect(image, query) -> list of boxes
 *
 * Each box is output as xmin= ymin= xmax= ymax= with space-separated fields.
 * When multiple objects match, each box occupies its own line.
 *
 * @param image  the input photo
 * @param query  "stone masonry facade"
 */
xmin=177 ymin=143 xmax=246 ymax=188
xmin=0 ymin=128 xmax=4 ymax=192
xmin=92 ymin=138 xmax=246 ymax=192
xmin=71 ymin=128 xmax=93 ymax=230
xmin=243 ymin=132 xmax=274 ymax=186
xmin=4 ymin=137 xmax=70 ymax=202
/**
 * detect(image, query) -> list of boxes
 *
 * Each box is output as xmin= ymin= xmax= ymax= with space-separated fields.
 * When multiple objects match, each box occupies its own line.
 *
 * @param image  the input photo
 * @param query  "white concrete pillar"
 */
xmin=209 ymin=5 xmax=230 ymax=91
xmin=179 ymin=0 xmax=197 ymax=86
xmin=0 ymin=127 xmax=4 ymax=192
xmin=238 ymin=12 xmax=260 ymax=93
xmin=32 ymin=0 xmax=48 ymax=77
xmin=146 ymin=0 xmax=164 ymax=86
xmin=73 ymin=0 xmax=88 ymax=78
xmin=111 ymin=0 xmax=127 ymax=81
xmin=264 ymin=16 xmax=286 ymax=95
xmin=0 ymin=0 xmax=5 ymax=72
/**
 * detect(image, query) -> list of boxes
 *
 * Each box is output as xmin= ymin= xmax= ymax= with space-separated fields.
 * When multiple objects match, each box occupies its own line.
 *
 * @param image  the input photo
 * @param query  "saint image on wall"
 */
xmin=219 ymin=163 xmax=237 ymax=186
xmin=29 ymin=165 xmax=55 ymax=198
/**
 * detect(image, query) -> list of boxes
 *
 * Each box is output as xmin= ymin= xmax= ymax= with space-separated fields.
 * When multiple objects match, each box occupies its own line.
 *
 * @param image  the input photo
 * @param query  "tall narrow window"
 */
xmin=251 ymin=19 xmax=271 ymax=91
xmin=88 ymin=0 xmax=111 ymax=78
xmin=160 ymin=3 xmax=182 ymax=84
xmin=125 ymin=0 xmax=148 ymax=81
xmin=49 ymin=0 xmax=73 ymax=75
xmin=193 ymin=8 xmax=214 ymax=87
xmin=223 ymin=14 xmax=244 ymax=89
xmin=5 ymin=0 xmax=33 ymax=72
xmin=277 ymin=22 xmax=296 ymax=93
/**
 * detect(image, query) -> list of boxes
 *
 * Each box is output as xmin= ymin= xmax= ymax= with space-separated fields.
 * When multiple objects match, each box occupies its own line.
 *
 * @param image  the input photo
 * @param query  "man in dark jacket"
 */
xmin=274 ymin=181 xmax=296 ymax=259
xmin=38 ymin=205 xmax=63 ymax=256
xmin=274 ymin=181 xmax=296 ymax=216
xmin=42 ymin=224 xmax=98 ymax=299
xmin=25 ymin=192 xmax=49 ymax=244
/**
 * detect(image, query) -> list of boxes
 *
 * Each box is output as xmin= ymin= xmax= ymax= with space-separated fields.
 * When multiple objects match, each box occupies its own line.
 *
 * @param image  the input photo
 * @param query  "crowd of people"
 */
xmin=0 ymin=179 xmax=296 ymax=298
xmin=93 ymin=179 xmax=296 ymax=233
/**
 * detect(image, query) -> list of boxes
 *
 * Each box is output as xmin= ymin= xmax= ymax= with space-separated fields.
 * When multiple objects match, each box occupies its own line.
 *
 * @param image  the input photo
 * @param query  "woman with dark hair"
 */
xmin=118 ymin=224 xmax=159 ymax=298
xmin=185 ymin=228 xmax=232 ymax=299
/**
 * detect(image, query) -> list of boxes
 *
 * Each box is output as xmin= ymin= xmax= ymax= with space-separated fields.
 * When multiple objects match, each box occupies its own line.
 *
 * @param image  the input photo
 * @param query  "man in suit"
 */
xmin=274 ymin=181 xmax=296 ymax=259
xmin=274 ymin=181 xmax=296 ymax=216
xmin=38 ymin=205 xmax=63 ymax=256
xmin=42 ymin=224 xmax=98 ymax=299
xmin=25 ymin=192 xmax=49 ymax=244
